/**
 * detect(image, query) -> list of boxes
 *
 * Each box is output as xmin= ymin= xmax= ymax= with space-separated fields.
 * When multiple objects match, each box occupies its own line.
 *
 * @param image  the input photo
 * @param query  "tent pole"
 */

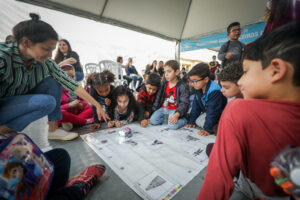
xmin=175 ymin=40 xmax=181 ymax=62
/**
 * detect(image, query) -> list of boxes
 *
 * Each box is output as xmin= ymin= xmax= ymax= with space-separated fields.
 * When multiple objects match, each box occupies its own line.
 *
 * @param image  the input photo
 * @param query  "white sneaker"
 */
xmin=62 ymin=122 xmax=73 ymax=131
xmin=48 ymin=129 xmax=78 ymax=141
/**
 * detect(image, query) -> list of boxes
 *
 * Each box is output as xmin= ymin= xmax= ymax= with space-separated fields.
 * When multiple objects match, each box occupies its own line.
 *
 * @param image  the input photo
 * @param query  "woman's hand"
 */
xmin=59 ymin=57 xmax=77 ymax=66
xmin=96 ymin=106 xmax=110 ymax=123
xmin=66 ymin=57 xmax=77 ymax=64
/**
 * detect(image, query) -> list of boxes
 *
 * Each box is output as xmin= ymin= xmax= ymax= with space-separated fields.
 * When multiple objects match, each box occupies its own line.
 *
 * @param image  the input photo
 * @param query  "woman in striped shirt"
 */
xmin=0 ymin=13 xmax=110 ymax=141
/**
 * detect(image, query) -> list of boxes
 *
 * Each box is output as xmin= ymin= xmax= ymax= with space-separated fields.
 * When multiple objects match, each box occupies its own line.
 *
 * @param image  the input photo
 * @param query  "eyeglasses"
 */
xmin=231 ymin=28 xmax=241 ymax=33
xmin=188 ymin=78 xmax=204 ymax=84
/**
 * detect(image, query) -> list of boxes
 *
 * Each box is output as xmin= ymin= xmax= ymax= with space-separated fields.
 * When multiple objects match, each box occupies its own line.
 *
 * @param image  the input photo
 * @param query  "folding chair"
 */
xmin=98 ymin=60 xmax=127 ymax=86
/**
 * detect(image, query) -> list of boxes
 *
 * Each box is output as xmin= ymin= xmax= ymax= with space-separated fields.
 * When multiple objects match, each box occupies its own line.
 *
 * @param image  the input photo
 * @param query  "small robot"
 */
xmin=119 ymin=127 xmax=132 ymax=138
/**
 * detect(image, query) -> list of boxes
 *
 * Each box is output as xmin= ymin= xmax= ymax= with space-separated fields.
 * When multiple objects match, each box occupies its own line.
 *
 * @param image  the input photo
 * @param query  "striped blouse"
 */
xmin=0 ymin=42 xmax=79 ymax=98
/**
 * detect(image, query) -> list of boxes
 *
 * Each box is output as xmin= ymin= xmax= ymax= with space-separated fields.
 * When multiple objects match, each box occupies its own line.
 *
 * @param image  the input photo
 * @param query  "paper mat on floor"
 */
xmin=81 ymin=124 xmax=215 ymax=200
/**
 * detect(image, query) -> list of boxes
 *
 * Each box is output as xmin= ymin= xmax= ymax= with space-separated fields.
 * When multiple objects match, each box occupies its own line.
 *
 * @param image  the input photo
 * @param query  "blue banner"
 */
xmin=180 ymin=22 xmax=266 ymax=52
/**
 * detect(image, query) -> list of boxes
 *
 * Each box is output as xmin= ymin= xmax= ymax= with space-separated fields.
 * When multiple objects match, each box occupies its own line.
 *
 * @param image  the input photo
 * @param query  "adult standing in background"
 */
xmin=0 ymin=13 xmax=109 ymax=140
xmin=54 ymin=39 xmax=84 ymax=81
xmin=218 ymin=22 xmax=246 ymax=68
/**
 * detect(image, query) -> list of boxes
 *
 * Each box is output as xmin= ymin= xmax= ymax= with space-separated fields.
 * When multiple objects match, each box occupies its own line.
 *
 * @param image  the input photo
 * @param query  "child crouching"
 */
xmin=137 ymin=73 xmax=161 ymax=127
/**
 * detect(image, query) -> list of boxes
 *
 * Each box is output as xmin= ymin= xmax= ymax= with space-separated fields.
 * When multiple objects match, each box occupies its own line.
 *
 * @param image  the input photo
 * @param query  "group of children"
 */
xmin=59 ymin=54 xmax=247 ymax=137
xmin=58 ymin=22 xmax=300 ymax=200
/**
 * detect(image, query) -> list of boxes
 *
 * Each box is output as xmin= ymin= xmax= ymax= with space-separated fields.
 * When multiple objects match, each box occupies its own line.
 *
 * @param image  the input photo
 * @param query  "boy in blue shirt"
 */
xmin=186 ymin=63 xmax=227 ymax=136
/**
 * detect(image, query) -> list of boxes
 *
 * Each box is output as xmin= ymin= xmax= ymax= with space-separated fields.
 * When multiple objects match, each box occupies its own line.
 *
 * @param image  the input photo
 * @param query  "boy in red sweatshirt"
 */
xmin=198 ymin=22 xmax=300 ymax=200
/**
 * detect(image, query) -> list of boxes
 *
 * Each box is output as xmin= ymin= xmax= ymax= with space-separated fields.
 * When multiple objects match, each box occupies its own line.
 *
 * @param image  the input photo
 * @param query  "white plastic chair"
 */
xmin=84 ymin=63 xmax=100 ymax=74
xmin=98 ymin=60 xmax=127 ymax=86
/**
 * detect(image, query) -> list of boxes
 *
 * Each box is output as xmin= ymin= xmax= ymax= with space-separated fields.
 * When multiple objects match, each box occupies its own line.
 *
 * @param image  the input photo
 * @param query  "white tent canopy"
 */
xmin=17 ymin=0 xmax=267 ymax=41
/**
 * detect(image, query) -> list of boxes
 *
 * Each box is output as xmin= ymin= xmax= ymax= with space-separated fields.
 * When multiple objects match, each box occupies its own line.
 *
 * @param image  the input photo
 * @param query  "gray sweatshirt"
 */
xmin=218 ymin=40 xmax=246 ymax=67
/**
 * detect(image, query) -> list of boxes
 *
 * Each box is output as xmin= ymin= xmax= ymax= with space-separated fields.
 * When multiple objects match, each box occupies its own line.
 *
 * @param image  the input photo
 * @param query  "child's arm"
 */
xmin=137 ymin=90 xmax=147 ymax=123
xmin=203 ymin=91 xmax=227 ymax=133
xmin=138 ymin=102 xmax=146 ymax=123
xmin=198 ymin=105 xmax=242 ymax=199
xmin=152 ymin=83 xmax=164 ymax=112
xmin=218 ymin=43 xmax=228 ymax=61
xmin=90 ymin=87 xmax=101 ymax=124
xmin=175 ymin=83 xmax=190 ymax=118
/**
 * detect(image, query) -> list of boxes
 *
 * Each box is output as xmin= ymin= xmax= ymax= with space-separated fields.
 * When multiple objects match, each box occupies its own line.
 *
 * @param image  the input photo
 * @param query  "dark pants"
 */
xmin=46 ymin=148 xmax=83 ymax=200
xmin=119 ymin=75 xmax=132 ymax=85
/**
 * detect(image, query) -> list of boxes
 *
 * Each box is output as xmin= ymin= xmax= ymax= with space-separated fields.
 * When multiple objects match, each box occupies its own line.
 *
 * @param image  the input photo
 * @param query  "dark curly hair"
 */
xmin=218 ymin=62 xmax=243 ymax=84
xmin=87 ymin=70 xmax=115 ymax=88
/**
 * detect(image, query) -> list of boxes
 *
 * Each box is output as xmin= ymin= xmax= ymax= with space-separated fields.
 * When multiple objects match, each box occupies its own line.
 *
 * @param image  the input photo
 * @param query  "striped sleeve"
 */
xmin=46 ymin=59 xmax=79 ymax=91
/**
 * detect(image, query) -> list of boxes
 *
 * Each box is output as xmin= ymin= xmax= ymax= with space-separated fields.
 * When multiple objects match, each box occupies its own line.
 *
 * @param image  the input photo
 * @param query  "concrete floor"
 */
xmin=24 ymin=118 xmax=207 ymax=200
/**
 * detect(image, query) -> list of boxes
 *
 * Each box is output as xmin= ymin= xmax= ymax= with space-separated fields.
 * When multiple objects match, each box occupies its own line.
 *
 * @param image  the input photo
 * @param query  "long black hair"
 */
xmin=107 ymin=85 xmax=138 ymax=120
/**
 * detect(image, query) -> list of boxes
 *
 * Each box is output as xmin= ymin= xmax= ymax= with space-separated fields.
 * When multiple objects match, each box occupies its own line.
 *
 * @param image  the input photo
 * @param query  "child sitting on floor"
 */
xmin=186 ymin=63 xmax=227 ymax=136
xmin=137 ymin=73 xmax=161 ymax=127
xmin=107 ymin=85 xmax=138 ymax=128
xmin=59 ymin=64 xmax=93 ymax=131
xmin=218 ymin=62 xmax=243 ymax=99
xmin=87 ymin=70 xmax=115 ymax=130
xmin=150 ymin=60 xmax=189 ymax=130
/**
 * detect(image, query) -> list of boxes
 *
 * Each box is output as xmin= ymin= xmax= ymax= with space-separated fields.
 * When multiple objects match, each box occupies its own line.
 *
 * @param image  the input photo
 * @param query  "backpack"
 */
xmin=0 ymin=133 xmax=54 ymax=200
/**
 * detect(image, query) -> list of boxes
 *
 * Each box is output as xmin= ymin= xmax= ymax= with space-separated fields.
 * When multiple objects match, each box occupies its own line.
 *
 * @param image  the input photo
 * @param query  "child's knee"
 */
xmin=150 ymin=115 xmax=162 ymax=125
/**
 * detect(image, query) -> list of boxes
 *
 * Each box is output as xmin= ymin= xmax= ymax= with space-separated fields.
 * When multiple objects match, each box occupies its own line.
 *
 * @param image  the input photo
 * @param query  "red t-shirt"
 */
xmin=162 ymin=82 xmax=178 ymax=110
xmin=197 ymin=99 xmax=300 ymax=200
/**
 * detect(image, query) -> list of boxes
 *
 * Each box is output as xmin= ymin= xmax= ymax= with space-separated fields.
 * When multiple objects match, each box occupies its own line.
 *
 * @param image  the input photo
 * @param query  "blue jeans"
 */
xmin=130 ymin=75 xmax=143 ymax=89
xmin=0 ymin=77 xmax=62 ymax=131
xmin=150 ymin=108 xmax=187 ymax=130
xmin=75 ymin=72 xmax=84 ymax=81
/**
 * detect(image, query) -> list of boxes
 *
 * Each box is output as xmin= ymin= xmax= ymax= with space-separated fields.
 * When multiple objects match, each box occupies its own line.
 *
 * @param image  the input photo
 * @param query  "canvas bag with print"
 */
xmin=0 ymin=133 xmax=54 ymax=200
